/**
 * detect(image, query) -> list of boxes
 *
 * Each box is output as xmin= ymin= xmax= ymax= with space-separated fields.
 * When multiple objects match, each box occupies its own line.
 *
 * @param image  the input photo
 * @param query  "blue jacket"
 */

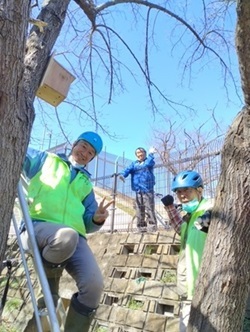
xmin=120 ymin=153 xmax=155 ymax=193
xmin=23 ymin=147 xmax=103 ymax=235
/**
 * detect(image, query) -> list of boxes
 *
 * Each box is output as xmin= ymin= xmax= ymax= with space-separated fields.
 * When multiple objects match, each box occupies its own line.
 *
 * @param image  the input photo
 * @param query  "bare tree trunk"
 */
xmin=188 ymin=107 xmax=250 ymax=332
xmin=0 ymin=0 xmax=32 ymax=271
xmin=0 ymin=0 xmax=70 ymax=271
xmin=189 ymin=0 xmax=250 ymax=330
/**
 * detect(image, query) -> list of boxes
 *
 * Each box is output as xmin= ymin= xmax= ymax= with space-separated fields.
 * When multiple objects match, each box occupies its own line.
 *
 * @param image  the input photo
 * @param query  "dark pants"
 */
xmin=135 ymin=191 xmax=157 ymax=228
xmin=243 ymin=293 xmax=250 ymax=331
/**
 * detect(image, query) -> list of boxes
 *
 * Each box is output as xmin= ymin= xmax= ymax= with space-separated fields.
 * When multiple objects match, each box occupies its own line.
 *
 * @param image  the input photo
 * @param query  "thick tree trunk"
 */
xmin=188 ymin=108 xmax=250 ymax=332
xmin=0 ymin=0 xmax=32 ymax=271
xmin=0 ymin=0 xmax=70 ymax=271
xmin=236 ymin=0 xmax=250 ymax=106
xmin=188 ymin=0 xmax=250 ymax=330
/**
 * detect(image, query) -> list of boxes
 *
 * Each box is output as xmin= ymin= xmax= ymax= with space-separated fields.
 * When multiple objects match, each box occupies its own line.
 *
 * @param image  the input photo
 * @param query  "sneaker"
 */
xmin=147 ymin=225 xmax=157 ymax=232
xmin=136 ymin=227 xmax=147 ymax=233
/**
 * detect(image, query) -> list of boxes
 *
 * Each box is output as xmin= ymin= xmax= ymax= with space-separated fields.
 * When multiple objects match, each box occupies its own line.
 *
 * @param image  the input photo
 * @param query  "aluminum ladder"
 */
xmin=11 ymin=179 xmax=63 ymax=332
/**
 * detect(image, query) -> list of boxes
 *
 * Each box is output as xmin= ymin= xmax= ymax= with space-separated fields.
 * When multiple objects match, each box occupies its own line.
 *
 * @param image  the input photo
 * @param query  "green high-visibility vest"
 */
xmin=27 ymin=153 xmax=93 ymax=236
xmin=178 ymin=198 xmax=212 ymax=299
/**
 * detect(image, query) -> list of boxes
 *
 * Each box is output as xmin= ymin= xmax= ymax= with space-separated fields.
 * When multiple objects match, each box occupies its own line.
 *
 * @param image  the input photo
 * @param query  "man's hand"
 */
xmin=149 ymin=146 xmax=157 ymax=154
xmin=161 ymin=195 xmax=174 ymax=206
xmin=93 ymin=197 xmax=114 ymax=224
xmin=119 ymin=175 xmax=125 ymax=183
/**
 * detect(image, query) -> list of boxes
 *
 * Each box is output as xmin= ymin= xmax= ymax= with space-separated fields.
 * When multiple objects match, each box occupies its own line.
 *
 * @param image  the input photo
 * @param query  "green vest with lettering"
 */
xmin=27 ymin=153 xmax=93 ymax=237
xmin=177 ymin=198 xmax=212 ymax=300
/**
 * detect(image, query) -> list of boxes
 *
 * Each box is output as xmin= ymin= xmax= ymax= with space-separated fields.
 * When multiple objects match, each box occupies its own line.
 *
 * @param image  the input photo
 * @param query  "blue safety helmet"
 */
xmin=76 ymin=131 xmax=103 ymax=155
xmin=171 ymin=170 xmax=203 ymax=192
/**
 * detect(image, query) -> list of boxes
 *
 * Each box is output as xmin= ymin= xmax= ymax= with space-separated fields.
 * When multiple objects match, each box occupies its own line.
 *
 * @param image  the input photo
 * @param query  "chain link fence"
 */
xmin=87 ymin=138 xmax=223 ymax=233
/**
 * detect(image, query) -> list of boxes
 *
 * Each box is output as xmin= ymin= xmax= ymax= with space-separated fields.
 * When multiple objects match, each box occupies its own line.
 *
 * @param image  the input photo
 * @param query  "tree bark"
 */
xmin=0 ymin=0 xmax=31 ymax=271
xmin=236 ymin=0 xmax=250 ymax=106
xmin=189 ymin=108 xmax=250 ymax=332
xmin=189 ymin=1 xmax=250 ymax=330
xmin=0 ymin=0 xmax=70 ymax=271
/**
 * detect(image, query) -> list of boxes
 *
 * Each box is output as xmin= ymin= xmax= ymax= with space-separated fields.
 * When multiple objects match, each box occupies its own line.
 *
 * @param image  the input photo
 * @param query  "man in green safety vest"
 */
xmin=21 ymin=131 xmax=113 ymax=332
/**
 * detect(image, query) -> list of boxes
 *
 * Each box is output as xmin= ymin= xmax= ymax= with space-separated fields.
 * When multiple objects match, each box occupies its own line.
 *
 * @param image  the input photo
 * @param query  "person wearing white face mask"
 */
xmin=21 ymin=131 xmax=113 ymax=332
xmin=161 ymin=170 xmax=212 ymax=332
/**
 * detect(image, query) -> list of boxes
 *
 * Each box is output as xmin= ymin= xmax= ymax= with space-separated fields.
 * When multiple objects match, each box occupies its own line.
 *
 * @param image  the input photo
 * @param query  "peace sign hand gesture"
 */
xmin=93 ymin=197 xmax=114 ymax=224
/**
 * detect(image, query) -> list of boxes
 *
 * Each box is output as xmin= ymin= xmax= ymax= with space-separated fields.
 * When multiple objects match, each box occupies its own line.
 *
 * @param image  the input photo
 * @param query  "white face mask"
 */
xmin=68 ymin=155 xmax=84 ymax=167
xmin=182 ymin=198 xmax=200 ymax=213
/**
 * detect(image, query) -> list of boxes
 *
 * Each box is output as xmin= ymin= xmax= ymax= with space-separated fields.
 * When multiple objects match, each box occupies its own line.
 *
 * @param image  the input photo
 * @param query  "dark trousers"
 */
xmin=243 ymin=293 xmax=250 ymax=331
xmin=135 ymin=191 xmax=157 ymax=228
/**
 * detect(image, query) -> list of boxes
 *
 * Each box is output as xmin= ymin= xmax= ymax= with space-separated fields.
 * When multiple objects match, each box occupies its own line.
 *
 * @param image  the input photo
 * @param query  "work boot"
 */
xmin=64 ymin=293 xmax=96 ymax=332
xmin=243 ymin=317 xmax=250 ymax=332
xmin=37 ymin=262 xmax=65 ymax=309
xmin=24 ymin=262 xmax=66 ymax=332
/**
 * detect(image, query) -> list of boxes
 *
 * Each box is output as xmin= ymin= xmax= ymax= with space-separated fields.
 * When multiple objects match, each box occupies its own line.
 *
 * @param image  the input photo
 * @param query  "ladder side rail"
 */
xmin=17 ymin=181 xmax=61 ymax=332
xmin=12 ymin=213 xmax=44 ymax=332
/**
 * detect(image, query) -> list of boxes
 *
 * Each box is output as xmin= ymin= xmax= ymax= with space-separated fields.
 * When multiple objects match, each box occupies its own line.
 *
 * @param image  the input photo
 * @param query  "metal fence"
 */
xmin=48 ymin=138 xmax=223 ymax=232
xmin=89 ymin=138 xmax=223 ymax=233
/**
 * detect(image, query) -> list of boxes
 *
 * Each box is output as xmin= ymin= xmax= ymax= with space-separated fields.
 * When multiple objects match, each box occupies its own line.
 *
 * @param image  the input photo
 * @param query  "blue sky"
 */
xmin=30 ymin=1 xmax=242 ymax=160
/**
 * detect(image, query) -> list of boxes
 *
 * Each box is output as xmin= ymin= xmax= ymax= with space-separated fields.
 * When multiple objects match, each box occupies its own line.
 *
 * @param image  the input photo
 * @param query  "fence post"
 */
xmin=94 ymin=155 xmax=99 ymax=187
xmin=110 ymin=157 xmax=120 ymax=233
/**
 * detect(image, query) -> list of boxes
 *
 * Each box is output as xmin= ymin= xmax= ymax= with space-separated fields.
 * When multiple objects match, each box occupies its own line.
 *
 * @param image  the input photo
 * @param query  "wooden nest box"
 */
xmin=36 ymin=55 xmax=75 ymax=107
